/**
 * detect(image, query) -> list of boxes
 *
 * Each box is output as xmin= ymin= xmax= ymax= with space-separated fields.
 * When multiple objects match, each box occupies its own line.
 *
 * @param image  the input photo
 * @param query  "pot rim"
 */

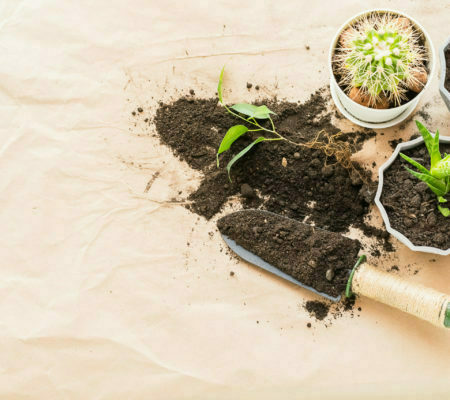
xmin=328 ymin=8 xmax=436 ymax=114
xmin=438 ymin=36 xmax=450 ymax=105
xmin=375 ymin=135 xmax=450 ymax=256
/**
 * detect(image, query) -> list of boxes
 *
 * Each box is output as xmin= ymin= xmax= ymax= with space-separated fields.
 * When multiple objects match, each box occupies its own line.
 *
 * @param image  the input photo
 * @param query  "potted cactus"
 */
xmin=329 ymin=10 xmax=435 ymax=128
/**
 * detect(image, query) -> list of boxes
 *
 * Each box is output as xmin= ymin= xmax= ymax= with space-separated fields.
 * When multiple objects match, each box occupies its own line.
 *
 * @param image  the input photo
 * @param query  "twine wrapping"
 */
xmin=353 ymin=264 xmax=450 ymax=328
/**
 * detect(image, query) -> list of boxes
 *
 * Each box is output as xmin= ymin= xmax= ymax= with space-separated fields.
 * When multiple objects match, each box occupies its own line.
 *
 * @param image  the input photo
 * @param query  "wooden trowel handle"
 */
xmin=349 ymin=262 xmax=450 ymax=328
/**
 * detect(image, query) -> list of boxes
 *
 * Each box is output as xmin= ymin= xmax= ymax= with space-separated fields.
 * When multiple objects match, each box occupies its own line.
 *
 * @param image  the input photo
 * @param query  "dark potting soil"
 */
xmin=217 ymin=210 xmax=361 ymax=298
xmin=305 ymin=300 xmax=330 ymax=320
xmin=445 ymin=46 xmax=450 ymax=92
xmin=154 ymin=88 xmax=388 ymax=246
xmin=380 ymin=143 xmax=450 ymax=249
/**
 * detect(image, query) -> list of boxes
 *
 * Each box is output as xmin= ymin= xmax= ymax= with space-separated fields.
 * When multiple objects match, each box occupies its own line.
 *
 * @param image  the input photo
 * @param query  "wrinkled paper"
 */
xmin=0 ymin=0 xmax=449 ymax=398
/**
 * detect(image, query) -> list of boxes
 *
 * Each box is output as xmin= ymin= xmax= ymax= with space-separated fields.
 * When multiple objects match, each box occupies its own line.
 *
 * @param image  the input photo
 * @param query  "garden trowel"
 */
xmin=217 ymin=209 xmax=450 ymax=328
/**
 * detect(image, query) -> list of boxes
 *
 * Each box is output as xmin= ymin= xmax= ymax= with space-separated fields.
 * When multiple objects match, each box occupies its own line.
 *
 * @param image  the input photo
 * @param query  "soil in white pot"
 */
xmin=380 ymin=143 xmax=450 ymax=249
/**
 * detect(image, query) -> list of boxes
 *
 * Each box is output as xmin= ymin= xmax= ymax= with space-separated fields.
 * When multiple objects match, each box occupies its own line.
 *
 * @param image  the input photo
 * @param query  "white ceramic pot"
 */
xmin=375 ymin=135 xmax=450 ymax=256
xmin=329 ymin=9 xmax=435 ymax=129
xmin=439 ymin=36 xmax=450 ymax=111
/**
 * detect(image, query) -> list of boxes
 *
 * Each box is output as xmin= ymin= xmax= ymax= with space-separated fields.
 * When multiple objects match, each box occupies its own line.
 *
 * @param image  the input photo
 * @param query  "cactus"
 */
xmin=335 ymin=13 xmax=427 ymax=107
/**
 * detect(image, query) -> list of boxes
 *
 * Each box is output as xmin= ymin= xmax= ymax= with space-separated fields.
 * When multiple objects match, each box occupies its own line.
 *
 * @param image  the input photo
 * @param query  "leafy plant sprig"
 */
xmin=216 ymin=67 xmax=296 ymax=180
xmin=400 ymin=121 xmax=450 ymax=217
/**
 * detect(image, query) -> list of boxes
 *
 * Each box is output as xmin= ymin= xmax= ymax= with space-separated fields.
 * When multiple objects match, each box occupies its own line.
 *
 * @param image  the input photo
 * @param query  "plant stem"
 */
xmin=223 ymin=101 xmax=312 ymax=147
xmin=268 ymin=115 xmax=276 ymax=132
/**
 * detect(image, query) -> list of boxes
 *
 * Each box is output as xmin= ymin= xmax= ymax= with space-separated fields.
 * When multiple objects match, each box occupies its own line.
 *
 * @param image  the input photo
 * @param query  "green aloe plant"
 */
xmin=400 ymin=121 xmax=450 ymax=217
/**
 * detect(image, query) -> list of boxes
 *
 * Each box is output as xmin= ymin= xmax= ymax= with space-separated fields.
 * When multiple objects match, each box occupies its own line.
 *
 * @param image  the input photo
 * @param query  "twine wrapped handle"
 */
xmin=347 ymin=256 xmax=450 ymax=328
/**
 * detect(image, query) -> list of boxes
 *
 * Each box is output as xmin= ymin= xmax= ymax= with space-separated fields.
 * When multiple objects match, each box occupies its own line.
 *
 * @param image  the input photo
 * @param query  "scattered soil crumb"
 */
xmin=144 ymin=171 xmax=160 ymax=193
xmin=416 ymin=104 xmax=431 ymax=123
xmin=389 ymin=138 xmax=403 ymax=149
xmin=305 ymin=300 xmax=330 ymax=321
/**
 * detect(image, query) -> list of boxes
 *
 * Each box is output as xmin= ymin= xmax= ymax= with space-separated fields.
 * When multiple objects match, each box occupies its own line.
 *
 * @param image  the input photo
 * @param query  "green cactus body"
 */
xmin=336 ymin=13 xmax=426 ymax=107
xmin=346 ymin=30 xmax=410 ymax=98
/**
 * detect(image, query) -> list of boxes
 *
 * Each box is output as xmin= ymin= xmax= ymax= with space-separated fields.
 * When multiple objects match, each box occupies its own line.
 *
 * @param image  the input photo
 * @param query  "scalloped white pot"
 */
xmin=329 ymin=9 xmax=435 ymax=127
xmin=439 ymin=36 xmax=450 ymax=111
xmin=375 ymin=135 xmax=450 ymax=256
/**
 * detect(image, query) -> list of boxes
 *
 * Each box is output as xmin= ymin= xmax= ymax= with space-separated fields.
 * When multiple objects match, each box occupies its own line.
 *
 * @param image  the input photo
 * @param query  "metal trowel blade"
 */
xmin=219 ymin=211 xmax=344 ymax=302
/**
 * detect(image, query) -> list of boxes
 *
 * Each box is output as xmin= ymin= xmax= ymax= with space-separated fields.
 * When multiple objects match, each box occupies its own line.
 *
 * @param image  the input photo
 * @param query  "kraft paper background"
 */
xmin=0 ymin=0 xmax=449 ymax=399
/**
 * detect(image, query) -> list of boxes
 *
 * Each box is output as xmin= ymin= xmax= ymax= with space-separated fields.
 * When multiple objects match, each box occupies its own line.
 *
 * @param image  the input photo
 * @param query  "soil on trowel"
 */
xmin=154 ymin=88 xmax=387 ymax=240
xmin=217 ymin=210 xmax=361 ymax=298
xmin=380 ymin=143 xmax=450 ymax=249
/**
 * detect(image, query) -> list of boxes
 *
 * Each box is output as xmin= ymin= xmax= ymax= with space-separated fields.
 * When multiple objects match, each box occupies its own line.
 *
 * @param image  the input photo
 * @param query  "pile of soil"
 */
xmin=154 ymin=88 xmax=384 ymax=239
xmin=445 ymin=46 xmax=450 ymax=92
xmin=380 ymin=143 xmax=450 ymax=249
xmin=149 ymin=86 xmax=400 ymax=322
xmin=217 ymin=210 xmax=361 ymax=298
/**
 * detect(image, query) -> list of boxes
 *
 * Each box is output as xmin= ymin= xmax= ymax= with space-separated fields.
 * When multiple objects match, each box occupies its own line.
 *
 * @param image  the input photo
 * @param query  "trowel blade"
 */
xmin=221 ymin=232 xmax=342 ymax=302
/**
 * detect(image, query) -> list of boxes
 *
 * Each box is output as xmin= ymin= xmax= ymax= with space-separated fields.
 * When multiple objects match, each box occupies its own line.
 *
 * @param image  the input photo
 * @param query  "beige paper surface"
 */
xmin=0 ymin=0 xmax=449 ymax=398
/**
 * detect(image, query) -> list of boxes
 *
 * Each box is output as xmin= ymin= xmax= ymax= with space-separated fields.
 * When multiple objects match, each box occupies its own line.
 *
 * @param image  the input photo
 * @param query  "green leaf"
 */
xmin=404 ymin=167 xmax=447 ymax=196
xmin=227 ymin=137 xmax=266 ymax=181
xmin=230 ymin=103 xmax=276 ymax=119
xmin=253 ymin=105 xmax=276 ymax=119
xmin=216 ymin=125 xmax=249 ymax=167
xmin=438 ymin=196 xmax=447 ymax=203
xmin=218 ymin=66 xmax=225 ymax=103
xmin=430 ymin=129 xmax=442 ymax=169
xmin=415 ymin=121 xmax=435 ymax=158
xmin=431 ymin=153 xmax=450 ymax=179
xmin=399 ymin=153 xmax=430 ymax=175
xmin=230 ymin=103 xmax=259 ymax=117
xmin=438 ymin=205 xmax=450 ymax=217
